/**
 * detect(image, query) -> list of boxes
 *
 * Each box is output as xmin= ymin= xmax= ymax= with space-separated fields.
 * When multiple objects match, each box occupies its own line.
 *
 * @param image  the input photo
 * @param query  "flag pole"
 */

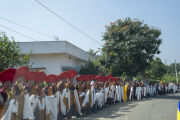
xmin=175 ymin=59 xmax=178 ymax=84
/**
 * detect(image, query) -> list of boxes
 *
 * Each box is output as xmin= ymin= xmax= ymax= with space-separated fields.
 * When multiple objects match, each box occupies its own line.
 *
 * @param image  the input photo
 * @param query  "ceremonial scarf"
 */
xmin=5 ymin=90 xmax=11 ymax=101
xmin=64 ymin=88 xmax=71 ymax=112
xmin=16 ymin=81 xmax=22 ymax=90
xmin=74 ymin=90 xmax=82 ymax=115
xmin=60 ymin=89 xmax=67 ymax=115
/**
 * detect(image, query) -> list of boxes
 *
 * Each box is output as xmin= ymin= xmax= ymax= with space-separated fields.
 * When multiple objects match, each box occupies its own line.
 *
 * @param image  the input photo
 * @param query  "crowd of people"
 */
xmin=0 ymin=66 xmax=179 ymax=120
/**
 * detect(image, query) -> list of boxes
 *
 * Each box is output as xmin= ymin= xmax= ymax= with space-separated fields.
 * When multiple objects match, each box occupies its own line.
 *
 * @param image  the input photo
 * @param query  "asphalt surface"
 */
xmin=74 ymin=93 xmax=180 ymax=120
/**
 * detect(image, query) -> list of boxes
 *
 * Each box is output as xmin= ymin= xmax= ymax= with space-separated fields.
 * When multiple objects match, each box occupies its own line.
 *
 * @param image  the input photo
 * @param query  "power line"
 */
xmin=0 ymin=24 xmax=60 ymax=51
xmin=34 ymin=0 xmax=102 ymax=46
xmin=0 ymin=24 xmax=38 ymax=41
xmin=0 ymin=16 xmax=54 ymax=38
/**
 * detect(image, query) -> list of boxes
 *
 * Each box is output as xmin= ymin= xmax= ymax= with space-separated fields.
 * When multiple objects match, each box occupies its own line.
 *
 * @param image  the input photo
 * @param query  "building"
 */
xmin=18 ymin=41 xmax=92 ymax=75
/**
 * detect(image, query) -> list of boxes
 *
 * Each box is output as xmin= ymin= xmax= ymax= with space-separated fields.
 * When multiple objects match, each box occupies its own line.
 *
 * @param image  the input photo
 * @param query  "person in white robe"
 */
xmin=129 ymin=85 xmax=133 ymax=101
xmin=1 ymin=99 xmax=18 ymax=120
xmin=23 ymin=93 xmax=35 ymax=120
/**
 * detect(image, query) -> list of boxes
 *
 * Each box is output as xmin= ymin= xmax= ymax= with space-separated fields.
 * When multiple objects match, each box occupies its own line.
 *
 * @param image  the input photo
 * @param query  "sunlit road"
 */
xmin=75 ymin=93 xmax=180 ymax=120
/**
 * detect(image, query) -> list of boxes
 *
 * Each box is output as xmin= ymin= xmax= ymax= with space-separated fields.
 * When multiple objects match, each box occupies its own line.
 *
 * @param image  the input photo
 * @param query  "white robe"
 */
xmin=136 ymin=87 xmax=141 ymax=100
xmin=109 ymin=85 xmax=115 ymax=99
xmin=59 ymin=90 xmax=67 ymax=115
xmin=23 ymin=93 xmax=35 ymax=120
xmin=129 ymin=86 xmax=133 ymax=100
xmin=143 ymin=87 xmax=146 ymax=97
xmin=121 ymin=86 xmax=124 ymax=101
xmin=118 ymin=85 xmax=122 ymax=102
xmin=30 ymin=95 xmax=39 ymax=112
xmin=104 ymin=87 xmax=109 ymax=103
xmin=114 ymin=85 xmax=120 ymax=102
xmin=82 ymin=90 xmax=90 ymax=107
xmin=74 ymin=90 xmax=82 ymax=115
xmin=64 ymin=89 xmax=71 ymax=112
xmin=95 ymin=88 xmax=104 ymax=108
xmin=45 ymin=95 xmax=59 ymax=120
xmin=2 ymin=99 xmax=18 ymax=120
xmin=90 ymin=87 xmax=95 ymax=108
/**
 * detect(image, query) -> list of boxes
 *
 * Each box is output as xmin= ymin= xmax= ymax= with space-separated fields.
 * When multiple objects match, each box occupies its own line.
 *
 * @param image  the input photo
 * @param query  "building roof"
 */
xmin=18 ymin=41 xmax=91 ymax=61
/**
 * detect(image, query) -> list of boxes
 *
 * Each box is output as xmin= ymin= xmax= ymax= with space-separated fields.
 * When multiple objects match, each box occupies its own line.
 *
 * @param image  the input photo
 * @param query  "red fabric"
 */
xmin=76 ymin=75 xmax=88 ymax=81
xmin=107 ymin=74 xmax=113 ymax=80
xmin=68 ymin=70 xmax=77 ymax=78
xmin=56 ymin=74 xmax=64 ymax=81
xmin=14 ymin=66 xmax=29 ymax=81
xmin=76 ymin=75 xmax=95 ymax=81
xmin=36 ymin=72 xmax=46 ymax=82
xmin=110 ymin=77 xmax=119 ymax=82
xmin=45 ymin=74 xmax=57 ymax=83
xmin=58 ymin=71 xmax=69 ymax=80
xmin=96 ymin=76 xmax=107 ymax=82
xmin=25 ymin=72 xmax=38 ymax=82
xmin=0 ymin=68 xmax=16 ymax=83
xmin=95 ymin=73 xmax=102 ymax=79
xmin=88 ymin=75 xmax=96 ymax=80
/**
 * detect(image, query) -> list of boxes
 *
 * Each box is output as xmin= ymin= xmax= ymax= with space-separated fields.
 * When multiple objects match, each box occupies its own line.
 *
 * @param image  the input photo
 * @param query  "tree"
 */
xmin=79 ymin=60 xmax=103 ymax=75
xmin=0 ymin=32 xmax=30 ymax=72
xmin=87 ymin=49 xmax=97 ymax=56
xmin=100 ymin=18 xmax=162 ymax=76
xmin=168 ymin=63 xmax=180 ymax=74
xmin=162 ymin=74 xmax=180 ymax=83
xmin=145 ymin=57 xmax=167 ymax=80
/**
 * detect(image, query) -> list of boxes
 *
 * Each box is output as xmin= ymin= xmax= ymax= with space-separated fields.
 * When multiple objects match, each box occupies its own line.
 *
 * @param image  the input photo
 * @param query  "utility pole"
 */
xmin=175 ymin=59 xmax=178 ymax=84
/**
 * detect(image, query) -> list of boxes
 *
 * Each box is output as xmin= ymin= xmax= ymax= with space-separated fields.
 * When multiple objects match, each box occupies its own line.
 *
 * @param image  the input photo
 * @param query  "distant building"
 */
xmin=18 ymin=41 xmax=92 ymax=75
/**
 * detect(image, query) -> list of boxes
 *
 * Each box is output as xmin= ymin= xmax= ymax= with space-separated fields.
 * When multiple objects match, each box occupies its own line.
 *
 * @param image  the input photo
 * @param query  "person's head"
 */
xmin=4 ymin=81 xmax=12 ymax=90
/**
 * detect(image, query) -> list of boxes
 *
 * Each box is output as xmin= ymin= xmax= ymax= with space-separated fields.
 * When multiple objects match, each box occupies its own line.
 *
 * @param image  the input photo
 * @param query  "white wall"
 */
xmin=18 ymin=41 xmax=92 ymax=61
xmin=30 ymin=53 xmax=85 ymax=75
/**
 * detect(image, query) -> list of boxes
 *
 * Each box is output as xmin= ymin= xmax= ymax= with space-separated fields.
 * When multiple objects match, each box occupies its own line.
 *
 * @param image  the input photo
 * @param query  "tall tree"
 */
xmin=79 ymin=60 xmax=103 ymax=75
xmin=87 ymin=49 xmax=97 ymax=56
xmin=100 ymin=18 xmax=162 ymax=76
xmin=0 ymin=32 xmax=30 ymax=72
xmin=168 ymin=63 xmax=180 ymax=74
xmin=145 ymin=57 xmax=167 ymax=79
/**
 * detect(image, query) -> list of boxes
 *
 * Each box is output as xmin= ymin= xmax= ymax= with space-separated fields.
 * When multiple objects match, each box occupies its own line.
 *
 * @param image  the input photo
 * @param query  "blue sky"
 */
xmin=0 ymin=0 xmax=179 ymax=64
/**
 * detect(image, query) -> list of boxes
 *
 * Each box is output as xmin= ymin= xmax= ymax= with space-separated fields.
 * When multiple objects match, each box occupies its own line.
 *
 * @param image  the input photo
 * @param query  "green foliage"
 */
xmin=87 ymin=49 xmax=97 ymax=56
xmin=145 ymin=57 xmax=167 ymax=79
xmin=168 ymin=63 xmax=180 ymax=74
xmin=100 ymin=18 xmax=162 ymax=76
xmin=79 ymin=60 xmax=103 ymax=75
xmin=162 ymin=74 xmax=180 ymax=83
xmin=0 ymin=32 xmax=30 ymax=72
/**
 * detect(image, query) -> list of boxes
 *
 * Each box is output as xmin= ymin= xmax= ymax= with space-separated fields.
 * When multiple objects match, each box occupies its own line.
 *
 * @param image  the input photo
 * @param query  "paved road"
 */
xmin=75 ymin=93 xmax=180 ymax=120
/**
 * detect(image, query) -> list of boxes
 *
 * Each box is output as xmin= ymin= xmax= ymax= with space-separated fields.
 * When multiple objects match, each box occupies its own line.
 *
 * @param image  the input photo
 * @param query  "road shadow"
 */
xmin=73 ymin=93 xmax=180 ymax=120
xmin=74 ymin=101 xmax=138 ymax=120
